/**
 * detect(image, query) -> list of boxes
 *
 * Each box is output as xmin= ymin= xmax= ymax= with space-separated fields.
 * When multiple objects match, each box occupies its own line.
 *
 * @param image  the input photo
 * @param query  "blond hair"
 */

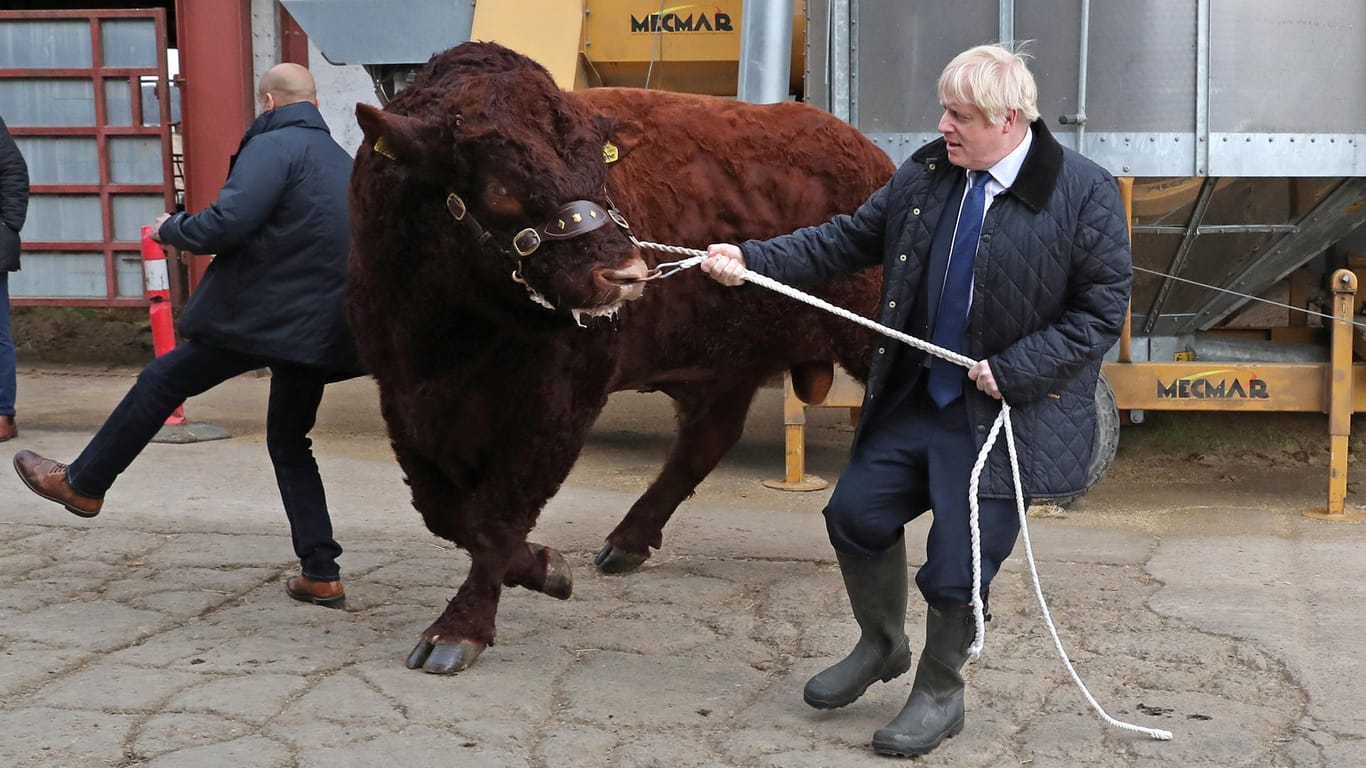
xmin=937 ymin=43 xmax=1040 ymax=126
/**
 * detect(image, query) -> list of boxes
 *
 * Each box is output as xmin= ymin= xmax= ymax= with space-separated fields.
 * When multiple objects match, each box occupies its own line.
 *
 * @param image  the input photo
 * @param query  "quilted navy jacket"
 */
xmin=741 ymin=121 xmax=1132 ymax=498
xmin=158 ymin=102 xmax=361 ymax=374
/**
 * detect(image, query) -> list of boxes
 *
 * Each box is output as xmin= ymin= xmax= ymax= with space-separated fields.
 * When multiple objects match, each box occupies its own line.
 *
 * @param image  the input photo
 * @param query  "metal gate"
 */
xmin=0 ymin=9 xmax=175 ymax=306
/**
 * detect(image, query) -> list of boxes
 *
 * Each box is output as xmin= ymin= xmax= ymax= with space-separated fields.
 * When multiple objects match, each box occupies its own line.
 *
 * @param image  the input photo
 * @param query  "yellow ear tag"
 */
xmin=603 ymin=141 xmax=619 ymax=164
xmin=373 ymin=136 xmax=397 ymax=160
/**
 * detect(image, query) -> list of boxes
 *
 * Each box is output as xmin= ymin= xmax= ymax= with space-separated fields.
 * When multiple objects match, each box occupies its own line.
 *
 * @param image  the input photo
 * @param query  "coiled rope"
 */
xmin=632 ymin=239 xmax=1174 ymax=742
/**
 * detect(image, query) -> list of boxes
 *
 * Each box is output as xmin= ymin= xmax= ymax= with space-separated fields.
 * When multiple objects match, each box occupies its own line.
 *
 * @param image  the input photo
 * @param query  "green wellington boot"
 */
xmin=803 ymin=538 xmax=912 ymax=709
xmin=872 ymin=604 xmax=976 ymax=756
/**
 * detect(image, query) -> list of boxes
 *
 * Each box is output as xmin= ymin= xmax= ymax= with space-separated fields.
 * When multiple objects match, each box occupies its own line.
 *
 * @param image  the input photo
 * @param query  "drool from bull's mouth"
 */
xmin=569 ymin=301 xmax=626 ymax=327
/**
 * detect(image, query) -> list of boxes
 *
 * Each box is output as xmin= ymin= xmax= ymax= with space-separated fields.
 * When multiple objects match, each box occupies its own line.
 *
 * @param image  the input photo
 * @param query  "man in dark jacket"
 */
xmin=702 ymin=44 xmax=1131 ymax=757
xmin=12 ymin=64 xmax=361 ymax=609
xmin=0 ymin=114 xmax=30 ymax=442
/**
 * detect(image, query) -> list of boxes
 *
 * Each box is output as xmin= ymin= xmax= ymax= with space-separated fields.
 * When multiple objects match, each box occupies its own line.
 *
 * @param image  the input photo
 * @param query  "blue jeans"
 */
xmin=822 ymin=382 xmax=1022 ymax=610
xmin=0 ymin=272 xmax=14 ymax=416
xmin=66 ymin=340 xmax=345 ymax=581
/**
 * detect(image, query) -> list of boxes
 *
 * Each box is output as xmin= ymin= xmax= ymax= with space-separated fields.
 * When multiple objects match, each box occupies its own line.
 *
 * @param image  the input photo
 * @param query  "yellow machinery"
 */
xmin=471 ymin=0 xmax=804 ymax=95
xmin=577 ymin=0 xmax=804 ymax=95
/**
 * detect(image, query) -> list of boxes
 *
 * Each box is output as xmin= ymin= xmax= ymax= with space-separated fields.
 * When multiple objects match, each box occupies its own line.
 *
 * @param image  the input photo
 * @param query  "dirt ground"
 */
xmin=11 ymin=306 xmax=156 ymax=368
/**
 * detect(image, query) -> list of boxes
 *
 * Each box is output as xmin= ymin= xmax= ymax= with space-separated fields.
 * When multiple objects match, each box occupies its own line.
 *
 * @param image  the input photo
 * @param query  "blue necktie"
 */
xmin=926 ymin=171 xmax=990 ymax=407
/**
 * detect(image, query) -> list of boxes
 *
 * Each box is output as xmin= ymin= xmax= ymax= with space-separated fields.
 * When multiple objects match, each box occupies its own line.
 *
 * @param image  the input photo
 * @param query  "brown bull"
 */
xmin=349 ymin=42 xmax=893 ymax=674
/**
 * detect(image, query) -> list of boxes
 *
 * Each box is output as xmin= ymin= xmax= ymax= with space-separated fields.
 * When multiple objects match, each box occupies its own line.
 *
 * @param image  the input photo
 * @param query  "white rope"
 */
xmin=632 ymin=239 xmax=1173 ymax=742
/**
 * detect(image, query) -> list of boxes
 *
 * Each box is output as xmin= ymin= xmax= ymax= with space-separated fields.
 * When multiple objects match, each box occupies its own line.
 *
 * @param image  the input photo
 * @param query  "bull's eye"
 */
xmin=482 ymin=179 xmax=524 ymax=218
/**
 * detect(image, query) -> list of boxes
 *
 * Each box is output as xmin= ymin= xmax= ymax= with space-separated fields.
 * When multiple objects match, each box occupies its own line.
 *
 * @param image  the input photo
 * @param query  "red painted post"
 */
xmin=175 ymin=0 xmax=254 ymax=292
xmin=141 ymin=225 xmax=187 ymax=426
xmin=279 ymin=5 xmax=310 ymax=66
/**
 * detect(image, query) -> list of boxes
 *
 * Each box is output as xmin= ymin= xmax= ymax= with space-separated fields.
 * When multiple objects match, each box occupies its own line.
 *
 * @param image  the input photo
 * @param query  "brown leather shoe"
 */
xmin=13 ymin=450 xmax=103 ymax=518
xmin=0 ymin=415 xmax=15 ymax=442
xmin=286 ymin=575 xmax=346 ymax=608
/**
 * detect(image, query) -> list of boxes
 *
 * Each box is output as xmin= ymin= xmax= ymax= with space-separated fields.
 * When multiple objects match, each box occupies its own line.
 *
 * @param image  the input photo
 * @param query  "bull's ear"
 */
xmin=355 ymin=103 xmax=445 ymax=165
xmin=602 ymin=114 xmax=645 ymax=163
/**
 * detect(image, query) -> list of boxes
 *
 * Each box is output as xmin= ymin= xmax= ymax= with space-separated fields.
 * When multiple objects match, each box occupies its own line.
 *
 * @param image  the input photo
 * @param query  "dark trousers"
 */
xmin=0 ymin=273 xmax=14 ymax=415
xmin=66 ymin=340 xmax=344 ymax=581
xmin=822 ymin=383 xmax=1022 ymax=610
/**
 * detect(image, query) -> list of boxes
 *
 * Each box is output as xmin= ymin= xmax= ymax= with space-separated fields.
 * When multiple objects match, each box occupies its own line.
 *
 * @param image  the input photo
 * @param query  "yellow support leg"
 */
xmin=1305 ymin=269 xmax=1364 ymax=521
xmin=763 ymin=373 xmax=829 ymax=491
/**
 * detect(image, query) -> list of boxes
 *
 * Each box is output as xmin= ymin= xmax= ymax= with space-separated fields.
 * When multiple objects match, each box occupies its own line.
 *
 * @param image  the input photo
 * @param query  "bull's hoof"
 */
xmin=594 ymin=542 xmax=650 ymax=574
xmin=541 ymin=547 xmax=574 ymax=600
xmin=405 ymin=638 xmax=486 ymax=675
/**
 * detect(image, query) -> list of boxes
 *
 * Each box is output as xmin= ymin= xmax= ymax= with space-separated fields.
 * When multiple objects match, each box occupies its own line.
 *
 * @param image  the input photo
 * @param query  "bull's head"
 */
xmin=354 ymin=44 xmax=648 ymax=327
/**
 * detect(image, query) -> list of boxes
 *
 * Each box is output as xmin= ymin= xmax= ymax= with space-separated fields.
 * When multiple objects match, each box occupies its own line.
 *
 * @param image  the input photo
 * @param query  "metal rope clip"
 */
xmin=639 ymin=258 xmax=694 ymax=281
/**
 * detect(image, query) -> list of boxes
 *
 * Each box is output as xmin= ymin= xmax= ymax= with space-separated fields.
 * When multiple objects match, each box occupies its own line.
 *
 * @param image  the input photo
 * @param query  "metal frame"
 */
xmin=1141 ymin=177 xmax=1216 ymax=334
xmin=1173 ymin=177 xmax=1366 ymax=334
xmin=828 ymin=0 xmax=851 ymax=123
xmin=1 ymin=9 xmax=175 ymax=307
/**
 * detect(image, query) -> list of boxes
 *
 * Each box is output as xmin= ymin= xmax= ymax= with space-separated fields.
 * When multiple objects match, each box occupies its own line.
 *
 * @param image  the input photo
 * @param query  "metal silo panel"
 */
xmin=854 ymin=0 xmax=999 ymax=134
xmin=108 ymin=137 xmax=163 ymax=185
xmin=23 ymin=196 xmax=103 ymax=241
xmin=99 ymin=18 xmax=158 ymax=68
xmin=1019 ymin=0 xmax=1196 ymax=133
xmin=0 ymin=79 xmax=96 ymax=127
xmin=141 ymin=80 xmax=177 ymax=126
xmin=115 ymin=253 xmax=144 ymax=298
xmin=1207 ymin=0 xmax=1366 ymax=175
xmin=805 ymin=0 xmax=831 ymax=112
xmin=1013 ymin=0 xmax=1082 ymax=123
xmin=0 ymin=20 xmax=91 ymax=68
xmin=1210 ymin=0 xmax=1366 ymax=133
xmin=8 ymin=253 xmax=109 ymax=298
xmin=279 ymin=0 xmax=476 ymax=66
xmin=13 ymin=137 xmax=100 ymax=185
xmin=111 ymin=195 xmax=164 ymax=241
xmin=103 ymin=79 xmax=133 ymax=126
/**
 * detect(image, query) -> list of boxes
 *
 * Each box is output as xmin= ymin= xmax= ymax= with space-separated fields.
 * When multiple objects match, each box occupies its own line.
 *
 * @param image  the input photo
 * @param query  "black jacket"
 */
xmin=158 ymin=101 xmax=361 ymax=374
xmin=0 ymin=115 xmax=30 ymax=273
xmin=741 ymin=121 xmax=1132 ymax=498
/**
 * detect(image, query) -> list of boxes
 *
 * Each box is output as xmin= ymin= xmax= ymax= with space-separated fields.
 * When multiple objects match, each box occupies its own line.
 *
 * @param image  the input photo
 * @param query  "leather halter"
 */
xmin=445 ymin=192 xmax=631 ymax=259
xmin=444 ymin=189 xmax=635 ymax=310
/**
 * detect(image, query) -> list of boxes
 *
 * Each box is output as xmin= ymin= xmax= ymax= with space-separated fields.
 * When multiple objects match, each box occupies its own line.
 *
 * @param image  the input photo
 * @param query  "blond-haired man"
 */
xmin=702 ymin=43 xmax=1132 ymax=757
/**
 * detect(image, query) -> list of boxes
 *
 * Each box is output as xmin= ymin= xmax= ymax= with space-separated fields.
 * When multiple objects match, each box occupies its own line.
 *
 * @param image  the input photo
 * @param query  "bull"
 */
xmin=349 ymin=42 xmax=893 ymax=674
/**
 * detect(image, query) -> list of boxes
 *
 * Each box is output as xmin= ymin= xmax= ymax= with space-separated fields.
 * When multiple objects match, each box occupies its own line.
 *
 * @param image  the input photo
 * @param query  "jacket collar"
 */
xmin=230 ymin=102 xmax=332 ymax=172
xmin=911 ymin=119 xmax=1063 ymax=212
xmin=242 ymin=101 xmax=331 ymax=144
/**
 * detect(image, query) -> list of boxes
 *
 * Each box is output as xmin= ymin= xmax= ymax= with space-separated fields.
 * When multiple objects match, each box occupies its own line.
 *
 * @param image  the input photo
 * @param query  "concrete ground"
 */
xmin=1 ymin=364 xmax=1364 ymax=767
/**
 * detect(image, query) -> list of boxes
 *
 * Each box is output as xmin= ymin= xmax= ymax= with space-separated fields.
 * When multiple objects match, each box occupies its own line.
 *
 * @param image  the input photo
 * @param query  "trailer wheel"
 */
xmin=1055 ymin=372 xmax=1120 ymax=507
